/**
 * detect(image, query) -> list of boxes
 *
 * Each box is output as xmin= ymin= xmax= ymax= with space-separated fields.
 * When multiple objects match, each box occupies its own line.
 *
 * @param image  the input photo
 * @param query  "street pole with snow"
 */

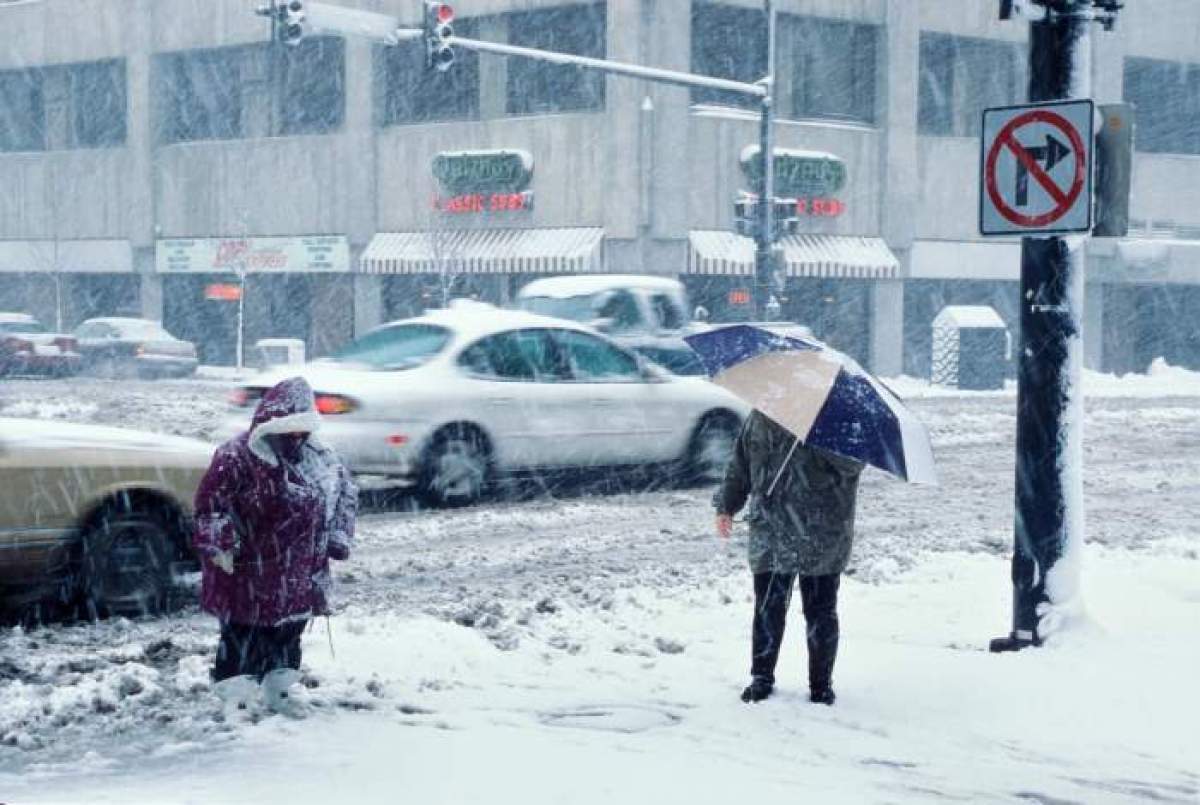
xmin=990 ymin=0 xmax=1122 ymax=652
xmin=753 ymin=1 xmax=777 ymax=321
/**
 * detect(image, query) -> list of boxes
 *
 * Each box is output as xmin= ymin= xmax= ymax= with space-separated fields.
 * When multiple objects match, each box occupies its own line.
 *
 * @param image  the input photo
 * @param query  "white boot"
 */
xmin=214 ymin=675 xmax=262 ymax=721
xmin=261 ymin=668 xmax=306 ymax=718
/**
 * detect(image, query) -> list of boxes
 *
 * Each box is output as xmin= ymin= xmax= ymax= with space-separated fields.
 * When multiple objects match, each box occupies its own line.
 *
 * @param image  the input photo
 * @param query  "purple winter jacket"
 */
xmin=193 ymin=377 xmax=358 ymax=626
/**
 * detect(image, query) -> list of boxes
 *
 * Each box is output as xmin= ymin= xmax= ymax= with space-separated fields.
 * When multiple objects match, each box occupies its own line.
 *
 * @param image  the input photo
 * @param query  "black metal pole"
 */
xmin=754 ymin=0 xmax=776 ymax=320
xmin=991 ymin=6 xmax=1090 ymax=652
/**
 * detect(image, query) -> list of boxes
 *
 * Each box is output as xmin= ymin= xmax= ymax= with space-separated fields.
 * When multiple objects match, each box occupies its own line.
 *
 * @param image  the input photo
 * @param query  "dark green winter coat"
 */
xmin=716 ymin=410 xmax=864 ymax=576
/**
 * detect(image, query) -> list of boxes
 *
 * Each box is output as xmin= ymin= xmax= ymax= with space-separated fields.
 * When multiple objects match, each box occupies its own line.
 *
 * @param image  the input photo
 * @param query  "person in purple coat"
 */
xmin=194 ymin=376 xmax=357 ymax=684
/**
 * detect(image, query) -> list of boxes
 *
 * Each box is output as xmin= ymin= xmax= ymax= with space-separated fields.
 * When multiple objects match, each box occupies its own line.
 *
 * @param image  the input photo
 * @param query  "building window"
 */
xmin=782 ymin=16 xmax=878 ymax=124
xmin=68 ymin=59 xmax=127 ymax=148
xmin=1124 ymin=58 xmax=1200 ymax=155
xmin=376 ymin=19 xmax=479 ymax=125
xmin=156 ymin=48 xmax=243 ymax=143
xmin=0 ymin=68 xmax=44 ymax=152
xmin=506 ymin=3 xmax=606 ymax=116
xmin=278 ymin=37 xmax=345 ymax=135
xmin=690 ymin=2 xmax=765 ymax=110
xmin=919 ymin=33 xmax=1024 ymax=137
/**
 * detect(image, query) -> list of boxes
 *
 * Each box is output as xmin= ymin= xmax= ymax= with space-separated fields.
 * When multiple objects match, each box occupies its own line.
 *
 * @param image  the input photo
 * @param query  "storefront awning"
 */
xmin=360 ymin=228 xmax=604 ymax=275
xmin=687 ymin=231 xmax=898 ymax=279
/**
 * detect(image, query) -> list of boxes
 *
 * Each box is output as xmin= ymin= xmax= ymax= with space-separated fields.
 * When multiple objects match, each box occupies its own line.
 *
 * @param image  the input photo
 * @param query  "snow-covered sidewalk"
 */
xmin=7 ymin=548 xmax=1196 ymax=804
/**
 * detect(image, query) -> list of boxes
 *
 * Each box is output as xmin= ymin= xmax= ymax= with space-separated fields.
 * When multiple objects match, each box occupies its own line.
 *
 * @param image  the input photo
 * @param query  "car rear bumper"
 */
xmin=1 ymin=352 xmax=81 ymax=376
xmin=137 ymin=355 xmax=198 ymax=376
xmin=217 ymin=413 xmax=431 ymax=478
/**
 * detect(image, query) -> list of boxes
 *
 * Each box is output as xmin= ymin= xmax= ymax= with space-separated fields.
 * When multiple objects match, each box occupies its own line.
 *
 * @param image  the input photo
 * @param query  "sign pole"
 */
xmin=753 ymin=0 xmax=777 ymax=321
xmin=991 ymin=2 xmax=1097 ymax=652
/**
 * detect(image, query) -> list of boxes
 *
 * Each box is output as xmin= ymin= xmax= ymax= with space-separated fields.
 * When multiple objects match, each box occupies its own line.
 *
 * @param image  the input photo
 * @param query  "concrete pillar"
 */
xmin=127 ymin=1 xmax=156 ymax=251
xmin=343 ymin=39 xmax=377 ymax=249
xmin=140 ymin=273 xmax=164 ymax=323
xmin=880 ymin=3 xmax=919 ymax=249
xmin=477 ymin=16 xmax=508 ymax=119
xmin=603 ymin=0 xmax=644 ymax=252
xmin=354 ymin=273 xmax=384 ymax=337
xmin=648 ymin=0 xmax=691 ymax=245
xmin=1083 ymin=280 xmax=1104 ymax=370
xmin=878 ymin=5 xmax=920 ymax=379
xmin=870 ymin=276 xmax=905 ymax=378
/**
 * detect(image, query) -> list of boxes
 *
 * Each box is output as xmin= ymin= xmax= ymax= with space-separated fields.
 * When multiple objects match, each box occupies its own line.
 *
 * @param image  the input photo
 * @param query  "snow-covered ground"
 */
xmin=0 ymin=367 xmax=1198 ymax=803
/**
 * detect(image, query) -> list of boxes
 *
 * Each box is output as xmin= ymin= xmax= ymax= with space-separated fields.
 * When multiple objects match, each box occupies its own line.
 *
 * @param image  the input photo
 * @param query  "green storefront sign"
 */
xmin=432 ymin=149 xmax=534 ymax=196
xmin=740 ymin=147 xmax=847 ymax=199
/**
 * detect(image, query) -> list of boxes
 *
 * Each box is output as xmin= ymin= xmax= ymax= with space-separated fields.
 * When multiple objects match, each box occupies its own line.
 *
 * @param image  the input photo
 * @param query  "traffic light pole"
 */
xmin=754 ymin=1 xmax=777 ymax=320
xmin=990 ymin=1 xmax=1114 ymax=653
xmin=262 ymin=0 xmax=780 ymax=313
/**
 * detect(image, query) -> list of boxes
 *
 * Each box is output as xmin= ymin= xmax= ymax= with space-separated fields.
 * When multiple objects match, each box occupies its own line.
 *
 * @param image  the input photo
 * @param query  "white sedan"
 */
xmin=223 ymin=303 xmax=747 ymax=505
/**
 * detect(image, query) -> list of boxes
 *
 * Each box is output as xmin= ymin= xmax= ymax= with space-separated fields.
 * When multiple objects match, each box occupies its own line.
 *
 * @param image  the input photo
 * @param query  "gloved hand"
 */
xmin=211 ymin=551 xmax=235 ymax=575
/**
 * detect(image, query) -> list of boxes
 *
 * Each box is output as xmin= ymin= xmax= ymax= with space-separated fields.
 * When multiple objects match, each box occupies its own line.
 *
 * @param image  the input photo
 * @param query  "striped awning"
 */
xmin=360 ymin=228 xmax=604 ymax=275
xmin=687 ymin=231 xmax=899 ymax=279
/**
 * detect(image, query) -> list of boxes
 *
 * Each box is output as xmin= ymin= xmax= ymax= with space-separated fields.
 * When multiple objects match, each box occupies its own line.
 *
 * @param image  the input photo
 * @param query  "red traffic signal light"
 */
xmin=423 ymin=2 xmax=455 ymax=72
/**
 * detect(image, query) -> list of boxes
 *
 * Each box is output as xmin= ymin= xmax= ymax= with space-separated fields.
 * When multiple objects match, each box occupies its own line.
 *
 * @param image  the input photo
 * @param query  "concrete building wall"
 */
xmin=2 ymin=0 xmax=1200 ymax=371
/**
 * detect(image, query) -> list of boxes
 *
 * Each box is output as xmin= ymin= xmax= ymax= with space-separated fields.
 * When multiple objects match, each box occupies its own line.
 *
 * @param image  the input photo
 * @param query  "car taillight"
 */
xmin=315 ymin=394 xmax=357 ymax=415
xmin=228 ymin=388 xmax=252 ymax=407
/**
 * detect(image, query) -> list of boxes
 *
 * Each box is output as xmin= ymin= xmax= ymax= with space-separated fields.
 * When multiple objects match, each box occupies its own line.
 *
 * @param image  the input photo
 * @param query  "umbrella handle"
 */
xmin=765 ymin=437 xmax=801 ymax=499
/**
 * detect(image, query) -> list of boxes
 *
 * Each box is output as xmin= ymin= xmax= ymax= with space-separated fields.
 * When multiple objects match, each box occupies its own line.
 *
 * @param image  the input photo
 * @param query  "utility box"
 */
xmin=931 ymin=306 xmax=1009 ymax=390
xmin=255 ymin=338 xmax=305 ymax=368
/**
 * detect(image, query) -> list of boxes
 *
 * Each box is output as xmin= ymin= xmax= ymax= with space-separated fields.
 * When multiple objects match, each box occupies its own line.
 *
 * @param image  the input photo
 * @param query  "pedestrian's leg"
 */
xmin=212 ymin=622 xmax=253 ymax=682
xmin=276 ymin=620 xmax=307 ymax=672
xmin=799 ymin=573 xmax=841 ymax=703
xmin=747 ymin=572 xmax=795 ymax=698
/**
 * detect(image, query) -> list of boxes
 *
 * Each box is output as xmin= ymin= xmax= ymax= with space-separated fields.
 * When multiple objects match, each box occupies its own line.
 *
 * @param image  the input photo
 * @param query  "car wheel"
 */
xmin=683 ymin=412 xmax=740 ymax=486
xmin=419 ymin=426 xmax=491 ymax=508
xmin=80 ymin=499 xmax=177 ymax=618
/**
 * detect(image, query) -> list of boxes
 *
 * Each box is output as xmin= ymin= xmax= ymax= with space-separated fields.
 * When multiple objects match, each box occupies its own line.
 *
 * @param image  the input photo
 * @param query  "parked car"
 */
xmin=0 ymin=417 xmax=213 ymax=616
xmin=0 ymin=313 xmax=82 ymax=378
xmin=74 ymin=317 xmax=198 ymax=379
xmin=223 ymin=302 xmax=748 ymax=506
xmin=515 ymin=275 xmax=695 ymax=337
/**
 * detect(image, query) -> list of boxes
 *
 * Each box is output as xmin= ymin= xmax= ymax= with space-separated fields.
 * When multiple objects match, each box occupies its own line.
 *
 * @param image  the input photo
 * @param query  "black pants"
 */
xmin=212 ymin=620 xmax=307 ymax=683
xmin=750 ymin=572 xmax=840 ymax=692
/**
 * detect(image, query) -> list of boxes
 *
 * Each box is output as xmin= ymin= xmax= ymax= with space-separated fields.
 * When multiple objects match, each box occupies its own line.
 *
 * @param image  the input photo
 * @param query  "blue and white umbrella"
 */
xmin=684 ymin=325 xmax=937 ymax=485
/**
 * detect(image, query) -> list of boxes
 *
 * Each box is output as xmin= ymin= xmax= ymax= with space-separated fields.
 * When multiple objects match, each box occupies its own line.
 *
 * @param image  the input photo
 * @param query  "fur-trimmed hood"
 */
xmin=247 ymin=376 xmax=323 ymax=466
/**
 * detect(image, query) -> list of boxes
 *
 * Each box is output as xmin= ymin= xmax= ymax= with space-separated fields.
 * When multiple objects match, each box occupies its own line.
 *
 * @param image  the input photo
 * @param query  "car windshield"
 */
xmin=517 ymin=295 xmax=599 ymax=323
xmin=0 ymin=321 xmax=46 ymax=335
xmin=328 ymin=324 xmax=451 ymax=371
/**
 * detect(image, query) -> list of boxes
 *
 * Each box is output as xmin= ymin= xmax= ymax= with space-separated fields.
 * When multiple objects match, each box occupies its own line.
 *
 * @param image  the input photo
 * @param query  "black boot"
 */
xmin=740 ymin=677 xmax=774 ymax=703
xmin=809 ymin=687 xmax=836 ymax=706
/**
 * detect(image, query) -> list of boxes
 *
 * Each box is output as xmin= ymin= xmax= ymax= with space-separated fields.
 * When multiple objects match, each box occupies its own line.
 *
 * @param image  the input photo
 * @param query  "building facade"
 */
xmin=1 ymin=0 xmax=1198 ymax=373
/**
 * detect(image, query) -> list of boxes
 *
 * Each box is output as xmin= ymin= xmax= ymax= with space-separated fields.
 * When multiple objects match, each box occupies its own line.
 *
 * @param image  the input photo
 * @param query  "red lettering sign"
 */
xmin=435 ymin=191 xmax=533 ymax=214
xmin=795 ymin=198 xmax=845 ymax=217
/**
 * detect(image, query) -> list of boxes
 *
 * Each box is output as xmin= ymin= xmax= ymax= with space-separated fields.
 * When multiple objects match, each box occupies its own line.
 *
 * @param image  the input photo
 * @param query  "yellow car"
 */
xmin=0 ymin=417 xmax=213 ymax=617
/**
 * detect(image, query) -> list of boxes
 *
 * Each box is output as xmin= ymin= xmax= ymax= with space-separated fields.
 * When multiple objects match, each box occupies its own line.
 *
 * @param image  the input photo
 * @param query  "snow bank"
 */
xmin=887 ymin=357 xmax=1200 ymax=399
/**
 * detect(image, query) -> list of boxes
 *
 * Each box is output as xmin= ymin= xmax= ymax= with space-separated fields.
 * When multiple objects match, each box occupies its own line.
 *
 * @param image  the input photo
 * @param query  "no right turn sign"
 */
xmin=980 ymin=99 xmax=1094 ymax=236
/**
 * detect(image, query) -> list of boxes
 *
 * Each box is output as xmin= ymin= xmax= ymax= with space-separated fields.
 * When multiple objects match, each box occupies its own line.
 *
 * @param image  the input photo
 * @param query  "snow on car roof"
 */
xmin=0 ymin=312 xmax=38 ymax=323
xmin=932 ymin=306 xmax=1006 ymax=329
xmin=378 ymin=300 xmax=595 ymax=343
xmin=516 ymin=275 xmax=685 ymax=299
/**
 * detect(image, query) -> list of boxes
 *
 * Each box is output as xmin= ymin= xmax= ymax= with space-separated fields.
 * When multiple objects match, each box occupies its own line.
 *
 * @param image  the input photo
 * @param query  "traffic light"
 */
xmin=260 ymin=0 xmax=305 ymax=47
xmin=733 ymin=195 xmax=800 ymax=241
xmin=423 ymin=2 xmax=455 ymax=72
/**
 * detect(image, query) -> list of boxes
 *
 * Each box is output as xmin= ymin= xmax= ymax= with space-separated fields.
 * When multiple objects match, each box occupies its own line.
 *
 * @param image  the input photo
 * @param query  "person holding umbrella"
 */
xmin=716 ymin=410 xmax=863 ymax=705
xmin=685 ymin=324 xmax=937 ymax=705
